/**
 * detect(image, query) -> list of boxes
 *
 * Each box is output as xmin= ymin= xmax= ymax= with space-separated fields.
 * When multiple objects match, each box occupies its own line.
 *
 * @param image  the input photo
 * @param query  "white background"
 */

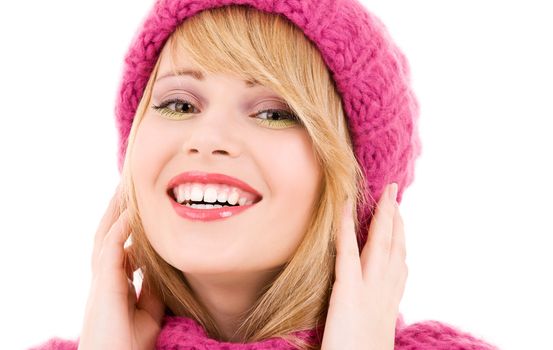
xmin=1 ymin=1 xmax=551 ymax=349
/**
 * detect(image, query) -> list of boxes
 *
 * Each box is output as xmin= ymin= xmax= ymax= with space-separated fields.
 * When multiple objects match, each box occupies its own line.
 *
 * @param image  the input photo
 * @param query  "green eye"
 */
xmin=151 ymin=98 xmax=301 ymax=128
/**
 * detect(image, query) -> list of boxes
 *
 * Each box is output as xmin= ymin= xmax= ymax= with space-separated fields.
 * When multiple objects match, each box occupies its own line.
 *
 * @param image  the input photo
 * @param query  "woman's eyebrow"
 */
xmin=156 ymin=68 xmax=260 ymax=87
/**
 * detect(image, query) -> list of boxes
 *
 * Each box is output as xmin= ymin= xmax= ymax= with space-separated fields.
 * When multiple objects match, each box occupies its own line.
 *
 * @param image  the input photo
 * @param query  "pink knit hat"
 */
xmin=114 ymin=0 xmax=421 ymax=249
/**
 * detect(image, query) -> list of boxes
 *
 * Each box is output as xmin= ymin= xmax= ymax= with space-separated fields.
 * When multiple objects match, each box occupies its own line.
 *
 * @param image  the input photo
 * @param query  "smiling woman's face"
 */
xmin=130 ymin=44 xmax=323 ymax=276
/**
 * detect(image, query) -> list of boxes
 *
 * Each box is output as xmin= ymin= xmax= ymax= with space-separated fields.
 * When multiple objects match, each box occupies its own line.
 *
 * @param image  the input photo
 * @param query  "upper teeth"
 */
xmin=172 ymin=183 xmax=256 ymax=206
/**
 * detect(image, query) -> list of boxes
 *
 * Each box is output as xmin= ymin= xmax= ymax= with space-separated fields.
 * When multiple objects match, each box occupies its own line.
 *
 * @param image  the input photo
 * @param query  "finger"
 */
xmin=334 ymin=198 xmax=362 ymax=283
xmin=360 ymin=183 xmax=397 ymax=277
xmin=390 ymin=203 xmax=406 ymax=263
xmin=92 ymin=183 xmax=123 ymax=275
xmin=389 ymin=258 xmax=409 ymax=312
xmin=137 ymin=272 xmax=166 ymax=325
xmin=98 ymin=209 xmax=130 ymax=274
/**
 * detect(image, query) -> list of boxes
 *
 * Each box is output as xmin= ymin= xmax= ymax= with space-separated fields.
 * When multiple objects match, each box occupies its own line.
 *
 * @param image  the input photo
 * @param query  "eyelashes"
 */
xmin=152 ymin=98 xmax=199 ymax=115
xmin=151 ymin=98 xmax=302 ymax=128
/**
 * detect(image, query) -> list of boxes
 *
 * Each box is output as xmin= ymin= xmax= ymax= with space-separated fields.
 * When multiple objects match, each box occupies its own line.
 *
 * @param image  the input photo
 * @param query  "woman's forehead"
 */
xmin=157 ymin=44 xmax=259 ymax=87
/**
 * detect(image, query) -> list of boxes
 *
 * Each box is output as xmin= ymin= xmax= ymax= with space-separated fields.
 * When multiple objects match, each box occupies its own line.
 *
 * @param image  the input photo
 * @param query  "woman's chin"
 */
xmin=168 ymin=254 xmax=246 ymax=275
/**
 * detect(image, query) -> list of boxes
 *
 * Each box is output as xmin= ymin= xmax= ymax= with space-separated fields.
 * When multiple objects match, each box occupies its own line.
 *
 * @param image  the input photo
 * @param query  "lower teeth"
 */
xmin=185 ymin=203 xmax=234 ymax=209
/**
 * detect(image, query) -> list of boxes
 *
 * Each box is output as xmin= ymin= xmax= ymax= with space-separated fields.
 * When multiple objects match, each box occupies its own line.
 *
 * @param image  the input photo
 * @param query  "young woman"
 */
xmin=32 ymin=0 xmax=499 ymax=349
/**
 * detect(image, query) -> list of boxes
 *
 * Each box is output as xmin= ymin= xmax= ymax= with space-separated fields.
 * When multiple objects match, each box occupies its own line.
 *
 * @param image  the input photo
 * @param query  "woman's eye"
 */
xmin=252 ymin=109 xmax=301 ymax=128
xmin=151 ymin=98 xmax=199 ymax=120
xmin=151 ymin=98 xmax=301 ymax=128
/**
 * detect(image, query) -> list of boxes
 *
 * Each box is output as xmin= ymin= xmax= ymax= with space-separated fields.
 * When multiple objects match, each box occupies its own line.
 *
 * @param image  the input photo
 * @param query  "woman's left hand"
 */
xmin=320 ymin=183 xmax=408 ymax=350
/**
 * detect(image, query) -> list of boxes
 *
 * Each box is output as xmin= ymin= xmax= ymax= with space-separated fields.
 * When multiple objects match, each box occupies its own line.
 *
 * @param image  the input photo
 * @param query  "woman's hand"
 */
xmin=321 ymin=183 xmax=408 ymax=350
xmin=77 ymin=184 xmax=165 ymax=350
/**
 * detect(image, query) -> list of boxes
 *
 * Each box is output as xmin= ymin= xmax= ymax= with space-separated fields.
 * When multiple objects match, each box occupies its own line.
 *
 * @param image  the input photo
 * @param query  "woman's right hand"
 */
xmin=77 ymin=183 xmax=165 ymax=350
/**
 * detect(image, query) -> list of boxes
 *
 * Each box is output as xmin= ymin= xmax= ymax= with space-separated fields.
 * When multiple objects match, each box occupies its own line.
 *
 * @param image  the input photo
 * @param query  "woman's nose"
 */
xmin=179 ymin=112 xmax=241 ymax=159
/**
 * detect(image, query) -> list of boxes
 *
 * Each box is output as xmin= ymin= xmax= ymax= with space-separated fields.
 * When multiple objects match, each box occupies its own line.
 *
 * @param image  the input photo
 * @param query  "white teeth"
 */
xmin=217 ymin=185 xmax=229 ymax=203
xmin=175 ymin=186 xmax=184 ymax=204
xmin=227 ymin=188 xmax=240 ymax=205
xmin=173 ymin=186 xmax=181 ymax=203
xmin=203 ymin=186 xmax=218 ymax=203
xmin=185 ymin=203 xmax=223 ymax=209
xmin=173 ymin=184 xmax=192 ymax=204
xmin=190 ymin=184 xmax=204 ymax=201
xmin=184 ymin=185 xmax=191 ymax=201
xmin=172 ymin=183 xmax=259 ymax=206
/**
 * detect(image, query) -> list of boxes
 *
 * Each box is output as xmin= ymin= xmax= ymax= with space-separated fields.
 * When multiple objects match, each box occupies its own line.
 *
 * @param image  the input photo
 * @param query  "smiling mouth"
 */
xmin=166 ymin=189 xmax=261 ymax=208
xmin=166 ymin=186 xmax=261 ymax=221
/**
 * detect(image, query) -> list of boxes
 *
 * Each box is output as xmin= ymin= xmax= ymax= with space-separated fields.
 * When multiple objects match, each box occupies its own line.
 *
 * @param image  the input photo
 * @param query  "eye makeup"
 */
xmin=151 ymin=97 xmax=301 ymax=129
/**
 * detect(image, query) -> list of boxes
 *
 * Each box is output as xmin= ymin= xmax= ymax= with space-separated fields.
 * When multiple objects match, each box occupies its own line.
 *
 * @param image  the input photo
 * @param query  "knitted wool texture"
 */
xmin=113 ymin=0 xmax=422 ymax=249
xmin=30 ymin=314 xmax=499 ymax=349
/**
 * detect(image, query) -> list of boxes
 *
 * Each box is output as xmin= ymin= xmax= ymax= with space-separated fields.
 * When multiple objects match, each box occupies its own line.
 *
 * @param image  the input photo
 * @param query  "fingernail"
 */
xmin=388 ymin=183 xmax=398 ymax=202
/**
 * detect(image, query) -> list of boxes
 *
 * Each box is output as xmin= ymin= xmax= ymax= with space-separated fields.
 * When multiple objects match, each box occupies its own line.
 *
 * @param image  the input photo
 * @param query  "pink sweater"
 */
xmin=29 ymin=313 xmax=500 ymax=349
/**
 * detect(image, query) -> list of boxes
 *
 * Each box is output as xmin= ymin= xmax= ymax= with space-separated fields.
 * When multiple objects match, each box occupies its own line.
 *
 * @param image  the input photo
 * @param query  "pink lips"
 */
xmin=169 ymin=196 xmax=257 ymax=221
xmin=166 ymin=171 xmax=262 ymax=221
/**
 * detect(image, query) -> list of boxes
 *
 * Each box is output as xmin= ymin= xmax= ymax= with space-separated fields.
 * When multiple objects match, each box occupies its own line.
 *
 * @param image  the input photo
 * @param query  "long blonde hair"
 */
xmin=117 ymin=5 xmax=369 ymax=349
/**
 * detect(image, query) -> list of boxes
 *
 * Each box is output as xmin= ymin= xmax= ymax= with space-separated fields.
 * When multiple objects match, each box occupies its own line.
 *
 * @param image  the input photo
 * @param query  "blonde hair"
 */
xmin=117 ymin=5 xmax=369 ymax=349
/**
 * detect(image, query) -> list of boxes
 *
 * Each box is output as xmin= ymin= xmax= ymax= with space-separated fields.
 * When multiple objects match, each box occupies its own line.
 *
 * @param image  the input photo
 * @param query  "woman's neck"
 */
xmin=183 ymin=268 xmax=282 ymax=342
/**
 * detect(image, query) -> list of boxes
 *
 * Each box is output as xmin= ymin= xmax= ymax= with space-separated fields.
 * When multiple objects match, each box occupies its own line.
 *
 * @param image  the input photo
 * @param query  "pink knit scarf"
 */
xmin=30 ymin=313 xmax=500 ymax=349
